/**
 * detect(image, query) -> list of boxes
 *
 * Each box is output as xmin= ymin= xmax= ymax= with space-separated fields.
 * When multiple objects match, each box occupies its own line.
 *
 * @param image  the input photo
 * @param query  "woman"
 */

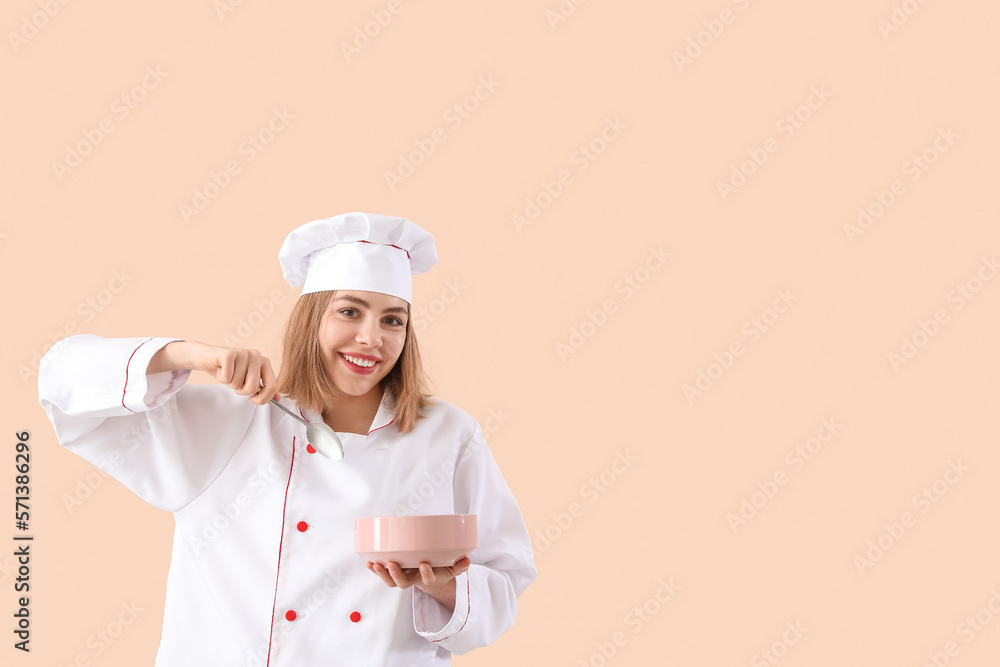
xmin=37 ymin=212 xmax=537 ymax=666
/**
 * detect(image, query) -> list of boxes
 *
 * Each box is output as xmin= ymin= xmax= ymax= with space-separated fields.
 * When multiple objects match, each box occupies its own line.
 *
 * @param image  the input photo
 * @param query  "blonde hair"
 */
xmin=276 ymin=290 xmax=434 ymax=434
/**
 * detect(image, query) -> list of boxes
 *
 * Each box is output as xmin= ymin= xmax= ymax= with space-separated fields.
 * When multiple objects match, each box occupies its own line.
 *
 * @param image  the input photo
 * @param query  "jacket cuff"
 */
xmin=122 ymin=337 xmax=191 ymax=413
xmin=412 ymin=569 xmax=471 ymax=641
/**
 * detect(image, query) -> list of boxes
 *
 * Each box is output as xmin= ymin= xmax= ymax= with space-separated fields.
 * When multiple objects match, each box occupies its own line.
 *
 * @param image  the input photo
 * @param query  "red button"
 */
xmin=285 ymin=610 xmax=297 ymax=621
xmin=350 ymin=611 xmax=361 ymax=623
xmin=297 ymin=521 xmax=308 ymax=532
xmin=306 ymin=444 xmax=316 ymax=454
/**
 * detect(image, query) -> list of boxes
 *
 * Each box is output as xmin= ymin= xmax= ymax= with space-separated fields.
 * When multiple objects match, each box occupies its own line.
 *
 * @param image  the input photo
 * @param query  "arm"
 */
xmin=411 ymin=422 xmax=538 ymax=654
xmin=418 ymin=578 xmax=458 ymax=613
xmin=37 ymin=334 xmax=258 ymax=512
xmin=146 ymin=340 xmax=198 ymax=374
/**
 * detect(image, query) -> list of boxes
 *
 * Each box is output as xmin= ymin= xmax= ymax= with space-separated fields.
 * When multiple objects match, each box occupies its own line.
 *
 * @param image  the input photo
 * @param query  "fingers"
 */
xmin=367 ymin=558 xmax=472 ymax=590
xmin=418 ymin=562 xmax=437 ymax=586
xmin=216 ymin=348 xmax=249 ymax=389
xmin=417 ymin=556 xmax=471 ymax=587
xmin=368 ymin=561 xmax=394 ymax=587
xmin=255 ymin=356 xmax=279 ymax=405
xmin=368 ymin=561 xmax=422 ymax=589
xmin=239 ymin=356 xmax=262 ymax=399
xmin=371 ymin=561 xmax=403 ymax=587
xmin=385 ymin=562 xmax=411 ymax=587
xmin=367 ymin=560 xmax=391 ymax=585
xmin=214 ymin=348 xmax=235 ymax=385
xmin=212 ymin=347 xmax=279 ymax=404
xmin=440 ymin=555 xmax=471 ymax=579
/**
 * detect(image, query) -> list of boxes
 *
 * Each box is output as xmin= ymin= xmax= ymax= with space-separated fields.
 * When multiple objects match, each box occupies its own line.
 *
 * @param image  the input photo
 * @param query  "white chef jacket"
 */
xmin=37 ymin=334 xmax=537 ymax=667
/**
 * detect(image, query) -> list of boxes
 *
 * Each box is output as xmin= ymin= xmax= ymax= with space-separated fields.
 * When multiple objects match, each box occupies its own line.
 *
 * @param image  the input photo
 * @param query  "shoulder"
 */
xmin=409 ymin=395 xmax=481 ymax=444
xmin=422 ymin=395 xmax=477 ymax=425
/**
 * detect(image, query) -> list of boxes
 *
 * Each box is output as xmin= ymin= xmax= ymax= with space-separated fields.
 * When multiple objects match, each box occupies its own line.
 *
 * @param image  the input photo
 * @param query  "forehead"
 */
xmin=329 ymin=290 xmax=408 ymax=314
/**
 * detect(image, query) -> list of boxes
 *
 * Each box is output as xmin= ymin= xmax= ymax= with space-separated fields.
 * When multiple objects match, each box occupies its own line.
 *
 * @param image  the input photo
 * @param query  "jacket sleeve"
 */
xmin=37 ymin=334 xmax=256 ymax=513
xmin=411 ymin=421 xmax=538 ymax=654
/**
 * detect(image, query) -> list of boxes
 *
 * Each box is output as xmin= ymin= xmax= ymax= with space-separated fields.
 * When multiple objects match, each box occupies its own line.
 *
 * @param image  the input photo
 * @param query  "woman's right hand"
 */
xmin=195 ymin=343 xmax=280 ymax=405
xmin=152 ymin=341 xmax=280 ymax=405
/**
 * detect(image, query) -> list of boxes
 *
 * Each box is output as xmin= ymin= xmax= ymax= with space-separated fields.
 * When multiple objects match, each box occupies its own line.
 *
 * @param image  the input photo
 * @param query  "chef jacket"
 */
xmin=37 ymin=334 xmax=537 ymax=667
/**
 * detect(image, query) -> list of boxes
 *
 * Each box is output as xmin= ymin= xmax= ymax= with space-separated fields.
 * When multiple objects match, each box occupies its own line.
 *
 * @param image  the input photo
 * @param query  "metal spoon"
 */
xmin=269 ymin=398 xmax=345 ymax=460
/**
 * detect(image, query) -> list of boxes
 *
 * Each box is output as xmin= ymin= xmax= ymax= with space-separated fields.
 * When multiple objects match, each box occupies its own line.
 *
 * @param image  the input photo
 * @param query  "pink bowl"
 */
xmin=354 ymin=514 xmax=477 ymax=568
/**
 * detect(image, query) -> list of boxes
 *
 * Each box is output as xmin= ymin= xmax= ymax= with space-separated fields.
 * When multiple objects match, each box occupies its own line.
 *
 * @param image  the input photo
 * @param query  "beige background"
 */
xmin=3 ymin=1 xmax=1000 ymax=665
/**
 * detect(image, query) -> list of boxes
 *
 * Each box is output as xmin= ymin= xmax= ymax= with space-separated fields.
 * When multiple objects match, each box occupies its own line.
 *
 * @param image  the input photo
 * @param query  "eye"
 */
xmin=338 ymin=309 xmax=404 ymax=327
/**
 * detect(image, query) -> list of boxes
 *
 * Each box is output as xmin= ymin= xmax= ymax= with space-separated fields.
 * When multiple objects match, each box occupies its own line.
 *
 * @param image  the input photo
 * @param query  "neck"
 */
xmin=322 ymin=384 xmax=384 ymax=434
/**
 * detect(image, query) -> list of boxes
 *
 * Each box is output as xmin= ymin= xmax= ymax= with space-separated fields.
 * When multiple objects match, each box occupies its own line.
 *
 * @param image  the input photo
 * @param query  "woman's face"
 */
xmin=317 ymin=290 xmax=409 ymax=398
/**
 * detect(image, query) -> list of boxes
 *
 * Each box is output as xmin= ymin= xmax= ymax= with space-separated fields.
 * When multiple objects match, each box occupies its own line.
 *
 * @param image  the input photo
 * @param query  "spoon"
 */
xmin=269 ymin=397 xmax=345 ymax=461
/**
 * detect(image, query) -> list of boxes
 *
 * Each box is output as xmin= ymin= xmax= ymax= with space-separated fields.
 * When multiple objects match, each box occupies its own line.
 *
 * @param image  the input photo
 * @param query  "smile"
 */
xmin=339 ymin=352 xmax=379 ymax=375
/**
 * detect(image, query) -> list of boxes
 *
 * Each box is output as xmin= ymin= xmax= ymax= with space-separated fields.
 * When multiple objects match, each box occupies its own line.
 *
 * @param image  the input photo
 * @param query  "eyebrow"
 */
xmin=334 ymin=295 xmax=409 ymax=316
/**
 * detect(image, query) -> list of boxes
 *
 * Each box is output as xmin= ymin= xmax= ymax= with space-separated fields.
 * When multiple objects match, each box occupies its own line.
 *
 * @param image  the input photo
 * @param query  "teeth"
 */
xmin=343 ymin=354 xmax=376 ymax=368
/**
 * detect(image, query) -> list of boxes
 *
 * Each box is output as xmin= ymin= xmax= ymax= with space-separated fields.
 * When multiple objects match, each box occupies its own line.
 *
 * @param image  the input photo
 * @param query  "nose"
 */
xmin=356 ymin=316 xmax=382 ymax=346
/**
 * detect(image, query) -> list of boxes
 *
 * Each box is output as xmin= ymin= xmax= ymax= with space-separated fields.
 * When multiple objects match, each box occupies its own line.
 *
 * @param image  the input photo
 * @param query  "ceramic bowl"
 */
xmin=355 ymin=514 xmax=477 ymax=568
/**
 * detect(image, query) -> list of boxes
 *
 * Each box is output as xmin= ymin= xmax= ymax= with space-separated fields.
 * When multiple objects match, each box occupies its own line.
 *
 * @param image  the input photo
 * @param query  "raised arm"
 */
xmin=37 ymin=334 xmax=280 ymax=512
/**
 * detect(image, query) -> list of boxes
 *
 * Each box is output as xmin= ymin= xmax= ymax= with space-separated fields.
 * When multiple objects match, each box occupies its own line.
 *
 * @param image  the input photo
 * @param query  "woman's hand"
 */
xmin=158 ymin=341 xmax=280 ymax=405
xmin=203 ymin=344 xmax=280 ymax=405
xmin=366 ymin=556 xmax=471 ymax=597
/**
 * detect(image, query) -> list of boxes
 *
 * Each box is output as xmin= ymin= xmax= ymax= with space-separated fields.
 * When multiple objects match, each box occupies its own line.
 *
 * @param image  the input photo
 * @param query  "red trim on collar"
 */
xmin=299 ymin=405 xmax=394 ymax=436
xmin=368 ymin=420 xmax=395 ymax=435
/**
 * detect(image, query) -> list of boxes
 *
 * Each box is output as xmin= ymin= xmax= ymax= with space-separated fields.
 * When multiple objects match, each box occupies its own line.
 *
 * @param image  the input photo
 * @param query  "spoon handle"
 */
xmin=270 ymin=398 xmax=307 ymax=425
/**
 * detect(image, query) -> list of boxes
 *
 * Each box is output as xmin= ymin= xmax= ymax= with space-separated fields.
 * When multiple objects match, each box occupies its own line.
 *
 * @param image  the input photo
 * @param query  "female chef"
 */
xmin=37 ymin=212 xmax=537 ymax=667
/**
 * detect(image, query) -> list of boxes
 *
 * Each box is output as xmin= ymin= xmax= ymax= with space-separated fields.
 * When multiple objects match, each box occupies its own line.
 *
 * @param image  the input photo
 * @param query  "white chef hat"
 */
xmin=278 ymin=212 xmax=438 ymax=305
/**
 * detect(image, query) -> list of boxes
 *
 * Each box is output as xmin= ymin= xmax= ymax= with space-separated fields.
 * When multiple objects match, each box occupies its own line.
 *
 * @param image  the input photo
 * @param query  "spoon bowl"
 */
xmin=269 ymin=398 xmax=345 ymax=460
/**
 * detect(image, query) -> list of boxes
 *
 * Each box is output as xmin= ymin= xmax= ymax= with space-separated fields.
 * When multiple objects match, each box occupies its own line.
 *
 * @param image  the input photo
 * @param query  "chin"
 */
xmin=332 ymin=374 xmax=382 ymax=395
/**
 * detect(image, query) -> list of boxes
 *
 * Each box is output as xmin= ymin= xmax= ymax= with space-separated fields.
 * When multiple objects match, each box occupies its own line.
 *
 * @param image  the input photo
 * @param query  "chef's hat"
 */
xmin=278 ymin=212 xmax=438 ymax=305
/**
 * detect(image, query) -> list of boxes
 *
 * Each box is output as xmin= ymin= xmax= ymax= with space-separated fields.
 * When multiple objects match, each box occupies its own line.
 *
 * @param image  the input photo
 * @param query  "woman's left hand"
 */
xmin=366 ymin=556 xmax=471 ymax=593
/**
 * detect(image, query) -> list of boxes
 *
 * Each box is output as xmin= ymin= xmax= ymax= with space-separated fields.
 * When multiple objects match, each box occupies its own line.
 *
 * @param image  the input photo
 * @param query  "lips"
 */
xmin=338 ymin=352 xmax=379 ymax=375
